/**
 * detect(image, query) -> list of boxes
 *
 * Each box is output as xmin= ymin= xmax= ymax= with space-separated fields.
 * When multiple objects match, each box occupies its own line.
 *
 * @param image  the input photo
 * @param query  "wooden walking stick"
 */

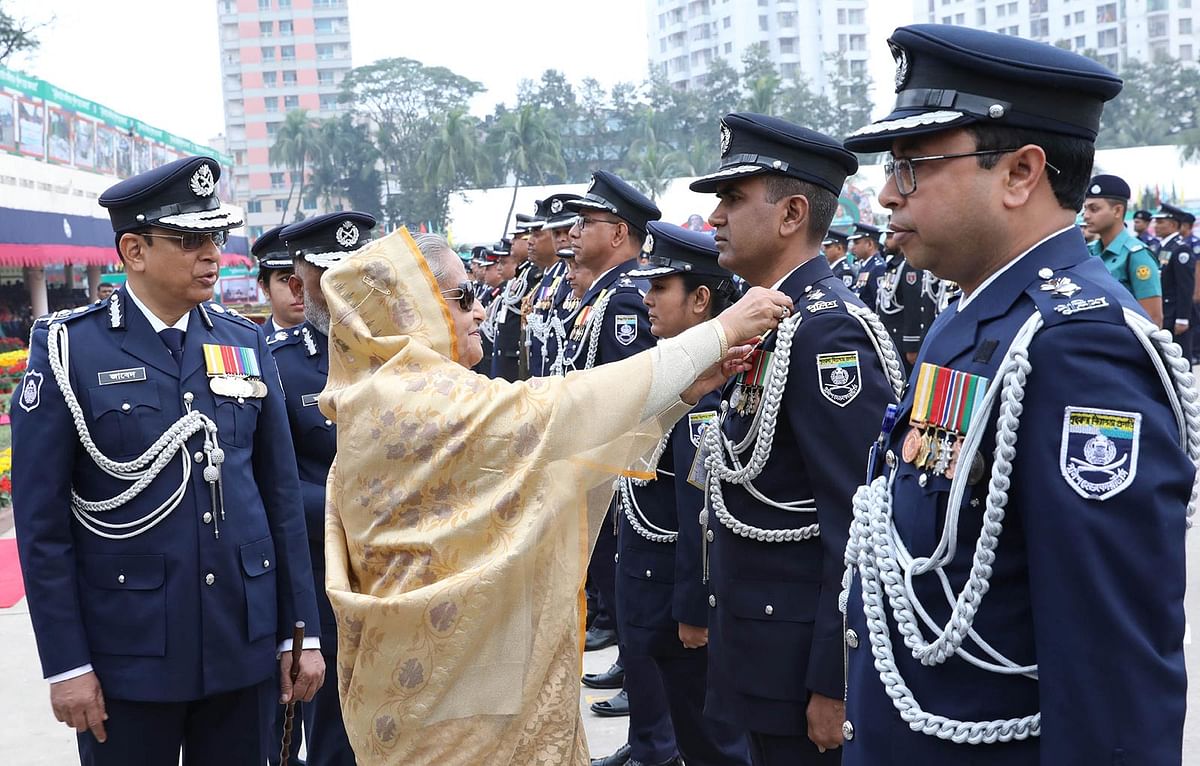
xmin=280 ymin=621 xmax=305 ymax=766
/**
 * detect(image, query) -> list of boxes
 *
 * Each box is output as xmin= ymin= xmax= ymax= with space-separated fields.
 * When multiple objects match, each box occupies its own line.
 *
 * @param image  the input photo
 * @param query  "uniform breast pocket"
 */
xmin=87 ymin=383 xmax=165 ymax=460
xmin=215 ymin=397 xmax=263 ymax=449
xmin=724 ymin=578 xmax=819 ymax=701
xmin=240 ymin=536 xmax=278 ymax=643
xmin=79 ymin=553 xmax=166 ymax=657
xmin=619 ymin=547 xmax=675 ymax=628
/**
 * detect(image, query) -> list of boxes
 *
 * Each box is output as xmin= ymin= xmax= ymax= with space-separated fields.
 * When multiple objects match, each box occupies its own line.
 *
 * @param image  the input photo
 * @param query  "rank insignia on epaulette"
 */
xmin=203 ymin=344 xmax=267 ymax=399
xmin=1059 ymin=407 xmax=1140 ymax=500
xmin=807 ymin=300 xmax=839 ymax=313
xmin=1040 ymin=276 xmax=1081 ymax=298
xmin=806 ymin=289 xmax=825 ymax=300
xmin=816 ymin=351 xmax=862 ymax=407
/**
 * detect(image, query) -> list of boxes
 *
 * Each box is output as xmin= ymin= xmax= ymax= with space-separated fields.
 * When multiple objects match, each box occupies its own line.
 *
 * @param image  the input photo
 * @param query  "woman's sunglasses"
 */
xmin=439 ymin=281 xmax=477 ymax=311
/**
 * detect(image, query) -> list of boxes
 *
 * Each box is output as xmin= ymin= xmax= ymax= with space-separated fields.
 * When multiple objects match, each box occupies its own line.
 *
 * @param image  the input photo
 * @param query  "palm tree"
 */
xmin=621 ymin=124 xmax=688 ymax=203
xmin=417 ymin=109 xmax=487 ymax=195
xmin=486 ymin=106 xmax=565 ymax=238
xmin=269 ymin=109 xmax=319 ymax=223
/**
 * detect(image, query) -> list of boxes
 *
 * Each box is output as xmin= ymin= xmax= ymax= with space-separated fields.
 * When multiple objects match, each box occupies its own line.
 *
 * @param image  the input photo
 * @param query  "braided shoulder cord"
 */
xmin=841 ymin=308 xmax=1200 ymax=745
xmin=847 ymin=303 xmax=907 ymax=401
xmin=47 ymin=322 xmax=225 ymax=540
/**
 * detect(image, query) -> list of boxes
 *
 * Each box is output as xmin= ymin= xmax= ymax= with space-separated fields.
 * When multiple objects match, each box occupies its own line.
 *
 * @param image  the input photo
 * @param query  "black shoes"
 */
xmin=581 ymin=662 xmax=625 ymax=689
xmin=584 ymin=626 xmax=618 ymax=651
xmin=589 ymin=688 xmax=630 ymax=717
xmin=591 ymin=745 xmax=682 ymax=766
xmin=630 ymin=758 xmax=683 ymax=766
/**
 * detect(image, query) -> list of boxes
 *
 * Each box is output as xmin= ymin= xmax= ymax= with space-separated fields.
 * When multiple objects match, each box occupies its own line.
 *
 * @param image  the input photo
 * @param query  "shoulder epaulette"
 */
xmin=32 ymin=300 xmax=107 ymax=328
xmin=1026 ymin=269 xmax=1123 ymax=327
xmin=204 ymin=302 xmax=259 ymax=327
xmin=267 ymin=326 xmax=304 ymax=350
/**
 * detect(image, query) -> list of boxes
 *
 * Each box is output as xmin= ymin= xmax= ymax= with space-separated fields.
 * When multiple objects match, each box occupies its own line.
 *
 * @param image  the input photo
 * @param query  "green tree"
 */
xmin=485 ymin=106 xmax=566 ymax=238
xmin=416 ymin=110 xmax=487 ymax=228
xmin=824 ymin=53 xmax=875 ymax=147
xmin=0 ymin=3 xmax=47 ymax=66
xmin=269 ymin=109 xmax=319 ymax=224
xmin=740 ymin=43 xmax=782 ymax=114
xmin=621 ymin=124 xmax=688 ymax=202
xmin=307 ymin=114 xmax=383 ymax=220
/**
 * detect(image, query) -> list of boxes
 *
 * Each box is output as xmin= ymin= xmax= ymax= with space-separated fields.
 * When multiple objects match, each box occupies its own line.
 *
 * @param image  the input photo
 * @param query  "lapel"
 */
xmin=120 ymin=293 xmax=179 ymax=378
xmin=313 ymin=325 xmax=329 ymax=375
xmin=578 ymin=258 xmax=637 ymax=308
xmin=181 ymin=307 xmax=219 ymax=382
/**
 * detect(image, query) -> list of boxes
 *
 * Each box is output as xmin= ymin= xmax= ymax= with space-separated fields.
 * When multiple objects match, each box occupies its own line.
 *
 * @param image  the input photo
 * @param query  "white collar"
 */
xmin=588 ymin=265 xmax=620 ymax=292
xmin=957 ymin=225 xmax=1074 ymax=312
xmin=123 ymin=282 xmax=190 ymax=333
xmin=771 ymin=262 xmax=805 ymax=291
xmin=1161 ymin=231 xmax=1180 ymax=246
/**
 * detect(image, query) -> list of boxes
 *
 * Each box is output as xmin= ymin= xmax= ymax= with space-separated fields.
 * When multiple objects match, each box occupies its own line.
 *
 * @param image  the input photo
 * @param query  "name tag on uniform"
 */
xmin=97 ymin=367 xmax=147 ymax=386
xmin=301 ymin=393 xmax=320 ymax=407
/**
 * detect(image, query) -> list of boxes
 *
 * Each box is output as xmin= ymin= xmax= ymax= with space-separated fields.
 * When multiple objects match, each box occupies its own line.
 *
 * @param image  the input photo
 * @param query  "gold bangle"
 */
xmin=713 ymin=319 xmax=729 ymax=359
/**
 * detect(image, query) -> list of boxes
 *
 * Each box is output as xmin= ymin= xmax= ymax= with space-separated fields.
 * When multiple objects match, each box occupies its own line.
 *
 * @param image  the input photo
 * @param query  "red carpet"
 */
xmin=0 ymin=538 xmax=24 ymax=608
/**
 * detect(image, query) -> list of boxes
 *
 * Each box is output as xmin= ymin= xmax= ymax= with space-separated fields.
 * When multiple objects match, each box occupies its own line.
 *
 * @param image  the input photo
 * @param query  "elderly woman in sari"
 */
xmin=319 ymin=230 xmax=791 ymax=765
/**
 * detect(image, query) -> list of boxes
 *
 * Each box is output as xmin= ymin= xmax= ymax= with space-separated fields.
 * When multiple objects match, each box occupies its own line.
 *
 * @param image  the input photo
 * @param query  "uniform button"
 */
xmin=846 ymin=629 xmax=859 ymax=649
xmin=202 ymin=512 xmax=213 ymax=524
xmin=325 ymin=419 xmax=333 ymax=426
xmin=842 ymin=720 xmax=855 ymax=741
xmin=705 ymin=530 xmax=714 ymax=542
xmin=614 ymin=553 xmax=619 ymax=563
xmin=117 ymin=574 xmax=125 ymax=584
xmin=709 ymin=594 xmax=717 ymax=607
xmin=764 ymin=604 xmax=774 ymax=616
xmin=918 ymin=473 xmax=928 ymax=487
xmin=194 ymin=451 xmax=205 ymax=463
xmin=263 ymin=559 xmax=270 ymax=568
xmin=1037 ymin=267 xmax=1053 ymax=280
xmin=120 ymin=402 xmax=131 ymax=412
xmin=237 ymin=396 xmax=245 ymax=404
xmin=885 ymin=450 xmax=896 ymax=468
xmin=183 ymin=392 xmax=194 ymax=403
xmin=205 ymin=573 xmax=215 ymax=586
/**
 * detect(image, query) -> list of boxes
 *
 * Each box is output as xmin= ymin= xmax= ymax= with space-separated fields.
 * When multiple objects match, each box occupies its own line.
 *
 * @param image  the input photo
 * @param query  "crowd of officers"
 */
xmin=8 ymin=20 xmax=1195 ymax=766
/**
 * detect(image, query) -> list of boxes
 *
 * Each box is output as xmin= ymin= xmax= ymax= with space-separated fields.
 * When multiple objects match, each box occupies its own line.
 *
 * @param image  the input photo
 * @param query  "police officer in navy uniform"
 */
xmin=253 ymin=224 xmax=305 ymax=337
xmin=608 ymin=221 xmax=754 ymax=766
xmin=1132 ymin=209 xmax=1160 ymax=255
xmin=472 ymin=241 xmax=507 ymax=375
xmin=840 ymin=24 xmax=1191 ymax=764
xmin=1154 ymin=203 xmax=1195 ymax=359
xmin=849 ymin=223 xmax=886 ymax=303
xmin=492 ymin=214 xmax=540 ymax=381
xmin=270 ymin=211 xmax=375 ymax=765
xmin=822 ymin=229 xmax=855 ymax=290
xmin=691 ymin=113 xmax=901 ymax=765
xmin=12 ymin=156 xmax=324 ymax=765
xmin=526 ymin=193 xmax=581 ymax=377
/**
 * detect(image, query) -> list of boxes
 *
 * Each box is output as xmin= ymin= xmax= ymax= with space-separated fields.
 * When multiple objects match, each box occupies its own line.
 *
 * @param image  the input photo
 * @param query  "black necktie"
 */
xmin=160 ymin=328 xmax=185 ymax=368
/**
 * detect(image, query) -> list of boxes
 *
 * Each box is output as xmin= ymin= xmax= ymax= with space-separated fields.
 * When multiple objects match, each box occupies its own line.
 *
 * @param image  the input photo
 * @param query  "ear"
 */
xmin=1000 ymin=144 xmax=1050 ymax=209
xmin=778 ymin=193 xmax=811 ymax=238
xmin=288 ymin=272 xmax=304 ymax=301
xmin=691 ymin=284 xmax=712 ymax=317
xmin=119 ymin=233 xmax=149 ymax=273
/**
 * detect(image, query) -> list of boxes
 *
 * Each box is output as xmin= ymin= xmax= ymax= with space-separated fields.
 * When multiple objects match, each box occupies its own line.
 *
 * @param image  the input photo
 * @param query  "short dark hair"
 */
xmin=680 ymin=273 xmax=738 ymax=318
xmin=98 ymin=281 xmax=115 ymax=289
xmin=257 ymin=267 xmax=293 ymax=286
xmin=762 ymin=175 xmax=839 ymax=242
xmin=965 ymin=124 xmax=1094 ymax=212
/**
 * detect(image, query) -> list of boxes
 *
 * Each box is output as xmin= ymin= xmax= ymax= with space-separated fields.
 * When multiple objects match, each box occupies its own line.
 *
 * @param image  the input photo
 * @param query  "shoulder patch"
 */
xmin=614 ymin=314 xmax=638 ymax=346
xmin=688 ymin=410 xmax=718 ymax=446
xmin=18 ymin=369 xmax=43 ymax=412
xmin=1060 ymin=407 xmax=1140 ymax=501
xmin=816 ymin=351 xmax=861 ymax=407
xmin=1135 ymin=264 xmax=1153 ymax=281
xmin=1181 ymin=251 xmax=1191 ymax=264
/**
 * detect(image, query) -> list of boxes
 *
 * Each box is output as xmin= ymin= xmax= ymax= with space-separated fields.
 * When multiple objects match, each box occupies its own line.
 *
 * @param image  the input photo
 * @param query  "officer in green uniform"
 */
xmin=1082 ymin=174 xmax=1162 ymax=326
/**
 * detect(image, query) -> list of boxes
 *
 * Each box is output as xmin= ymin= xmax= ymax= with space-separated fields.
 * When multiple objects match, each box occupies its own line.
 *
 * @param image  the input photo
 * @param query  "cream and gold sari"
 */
xmin=318 ymin=230 xmax=699 ymax=764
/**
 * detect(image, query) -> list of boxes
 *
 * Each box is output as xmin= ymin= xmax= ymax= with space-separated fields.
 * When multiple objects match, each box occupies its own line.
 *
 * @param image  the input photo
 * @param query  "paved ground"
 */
xmin=1 ymin=531 xmax=1198 ymax=763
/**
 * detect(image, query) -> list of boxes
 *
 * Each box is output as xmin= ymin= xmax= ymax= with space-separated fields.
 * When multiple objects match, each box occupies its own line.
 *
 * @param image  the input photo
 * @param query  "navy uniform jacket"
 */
xmin=12 ymin=290 xmax=319 ymax=702
xmin=1159 ymin=231 xmax=1195 ymax=328
xmin=268 ymin=322 xmax=338 ymax=647
xmin=829 ymin=256 xmax=856 ymax=290
xmin=876 ymin=254 xmax=936 ymax=360
xmin=492 ymin=262 xmax=539 ymax=381
xmin=562 ymin=259 xmax=655 ymax=370
xmin=706 ymin=257 xmax=895 ymax=736
xmin=843 ymin=229 xmax=1189 ymax=764
xmin=527 ymin=260 xmax=568 ymax=377
xmin=616 ymin=391 xmax=720 ymax=658
xmin=1137 ymin=229 xmax=1161 ymax=258
xmin=854 ymin=253 xmax=886 ymax=304
xmin=473 ymin=286 xmax=498 ymax=376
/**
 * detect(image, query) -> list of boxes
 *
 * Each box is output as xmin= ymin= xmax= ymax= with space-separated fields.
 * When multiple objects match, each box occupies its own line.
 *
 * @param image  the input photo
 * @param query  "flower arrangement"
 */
xmin=0 ymin=448 xmax=12 ymax=507
xmin=0 ymin=349 xmax=28 ymax=377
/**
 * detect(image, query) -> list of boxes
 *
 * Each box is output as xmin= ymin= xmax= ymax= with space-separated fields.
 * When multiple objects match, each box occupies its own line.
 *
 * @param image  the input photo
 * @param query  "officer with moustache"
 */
xmin=1154 ymin=203 xmax=1195 ymax=359
xmin=270 ymin=211 xmax=376 ymax=765
xmin=12 ymin=156 xmax=324 ymax=764
xmin=253 ymin=225 xmax=305 ymax=337
xmin=691 ymin=113 xmax=901 ymax=765
xmin=492 ymin=214 xmax=540 ymax=381
xmin=841 ymin=24 xmax=1192 ymax=764
xmin=526 ymin=193 xmax=581 ymax=377
xmin=822 ymin=229 xmax=855 ymax=289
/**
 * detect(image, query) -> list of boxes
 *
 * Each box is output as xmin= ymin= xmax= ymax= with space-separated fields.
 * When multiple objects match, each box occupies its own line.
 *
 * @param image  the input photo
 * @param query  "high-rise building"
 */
xmin=645 ymin=0 xmax=870 ymax=93
xmin=216 ymin=0 xmax=354 ymax=241
xmin=912 ymin=0 xmax=1200 ymax=72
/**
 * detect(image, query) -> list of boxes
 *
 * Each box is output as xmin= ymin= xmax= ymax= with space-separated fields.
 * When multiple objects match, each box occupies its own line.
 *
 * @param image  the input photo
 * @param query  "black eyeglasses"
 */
xmin=142 ymin=230 xmax=229 ymax=251
xmin=883 ymin=148 xmax=1060 ymax=197
xmin=573 ymin=216 xmax=623 ymax=232
xmin=439 ymin=281 xmax=477 ymax=311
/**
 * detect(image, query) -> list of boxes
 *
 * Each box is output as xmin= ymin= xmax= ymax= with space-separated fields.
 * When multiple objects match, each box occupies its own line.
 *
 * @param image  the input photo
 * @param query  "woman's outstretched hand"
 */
xmin=681 ymin=341 xmax=759 ymax=404
xmin=716 ymin=287 xmax=794 ymax=346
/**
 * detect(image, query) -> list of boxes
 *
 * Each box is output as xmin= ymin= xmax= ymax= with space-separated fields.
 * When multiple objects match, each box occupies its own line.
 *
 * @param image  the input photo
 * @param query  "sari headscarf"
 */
xmin=319 ymin=229 xmax=668 ymax=765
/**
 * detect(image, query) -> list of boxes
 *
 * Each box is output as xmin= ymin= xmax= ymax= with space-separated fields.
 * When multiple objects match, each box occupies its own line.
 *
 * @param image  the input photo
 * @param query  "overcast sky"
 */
xmin=4 ymin=0 xmax=912 ymax=148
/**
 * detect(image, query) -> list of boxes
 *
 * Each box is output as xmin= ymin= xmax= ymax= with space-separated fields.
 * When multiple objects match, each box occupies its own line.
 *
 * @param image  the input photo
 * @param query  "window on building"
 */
xmin=1149 ymin=16 xmax=1168 ymax=37
xmin=271 ymin=173 xmax=285 ymax=190
xmin=1007 ymin=25 xmax=1018 ymax=35
xmin=724 ymin=42 xmax=732 ymax=53
xmin=1150 ymin=40 xmax=1170 ymax=59
xmin=1064 ymin=14 xmax=1070 ymax=26
xmin=1101 ymin=53 xmax=1119 ymax=69
xmin=759 ymin=14 xmax=768 ymax=31
xmin=267 ymin=123 xmax=280 ymax=138
xmin=258 ymin=0 xmax=270 ymax=9
xmin=942 ymin=15 xmax=952 ymax=24
xmin=723 ymin=15 xmax=731 ymax=28
xmin=259 ymin=21 xmax=273 ymax=36
xmin=758 ymin=0 xmax=767 ymax=5
xmin=1147 ymin=0 xmax=1168 ymax=10
xmin=264 ymin=96 xmax=278 ymax=110
xmin=283 ymin=70 xmax=297 ymax=85
xmin=1182 ymin=44 xmax=1195 ymax=61
xmin=781 ymin=62 xmax=799 ymax=80
xmin=837 ymin=8 xmax=846 ymax=23
xmin=318 ymin=69 xmax=336 ymax=85
xmin=220 ymin=0 xmax=235 ymax=14
xmin=284 ymin=95 xmax=299 ymax=109
xmin=274 ymin=199 xmax=287 ymax=212
xmin=261 ymin=46 xmax=275 ymax=61
xmin=997 ymin=4 xmax=1006 ymax=18
xmin=848 ymin=8 xmax=864 ymax=24
xmin=1030 ymin=0 xmax=1047 ymax=13
xmin=1007 ymin=2 xmax=1017 ymax=13
xmin=262 ymin=71 xmax=277 ymax=87
xmin=280 ymin=45 xmax=295 ymax=61
xmin=1075 ymin=10 xmax=1085 ymax=22
xmin=778 ymin=11 xmax=795 ymax=27
xmin=1075 ymin=35 xmax=1086 ymax=49
xmin=278 ymin=0 xmax=291 ymax=7
xmin=850 ymin=59 xmax=866 ymax=76
xmin=955 ymin=13 xmax=965 ymax=23
xmin=279 ymin=19 xmax=293 ymax=35
xmin=779 ymin=37 xmax=797 ymax=54
xmin=1031 ymin=18 xmax=1048 ymax=37
xmin=315 ymin=17 xmax=348 ymax=34
xmin=977 ymin=8 xmax=986 ymax=24
xmin=849 ymin=34 xmax=866 ymax=50
xmin=320 ymin=93 xmax=339 ymax=110
xmin=1097 ymin=3 xmax=1117 ymax=23
xmin=246 ymin=200 xmax=262 ymax=214
xmin=248 ymin=226 xmax=263 ymax=240
xmin=1183 ymin=0 xmax=1193 ymax=8
xmin=1181 ymin=18 xmax=1193 ymax=35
